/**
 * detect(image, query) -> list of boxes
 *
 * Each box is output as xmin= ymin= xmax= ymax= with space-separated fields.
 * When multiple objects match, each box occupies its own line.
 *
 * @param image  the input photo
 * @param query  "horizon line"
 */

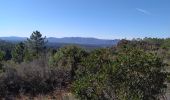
xmin=0 ymin=36 xmax=169 ymax=40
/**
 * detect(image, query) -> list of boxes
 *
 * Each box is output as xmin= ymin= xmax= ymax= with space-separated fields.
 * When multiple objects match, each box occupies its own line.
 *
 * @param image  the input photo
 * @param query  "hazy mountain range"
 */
xmin=0 ymin=36 xmax=119 ymax=47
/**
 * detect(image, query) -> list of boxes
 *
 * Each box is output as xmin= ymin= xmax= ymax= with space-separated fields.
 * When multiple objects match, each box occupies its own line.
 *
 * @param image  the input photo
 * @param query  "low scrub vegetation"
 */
xmin=0 ymin=58 xmax=71 ymax=97
xmin=0 ymin=31 xmax=169 ymax=100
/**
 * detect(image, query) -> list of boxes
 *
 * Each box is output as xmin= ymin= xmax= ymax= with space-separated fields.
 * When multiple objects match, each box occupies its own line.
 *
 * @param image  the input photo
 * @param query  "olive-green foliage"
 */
xmin=0 ymin=40 xmax=14 ymax=60
xmin=72 ymin=48 xmax=115 ymax=100
xmin=142 ymin=38 xmax=170 ymax=58
xmin=23 ymin=48 xmax=33 ymax=62
xmin=142 ymin=38 xmax=170 ymax=85
xmin=0 ymin=51 xmax=5 ymax=61
xmin=12 ymin=42 xmax=25 ymax=63
xmin=143 ymin=38 xmax=170 ymax=49
xmin=26 ymin=31 xmax=47 ymax=59
xmin=72 ymin=47 xmax=167 ymax=100
xmin=116 ymin=38 xmax=170 ymax=73
xmin=0 ymin=51 xmax=5 ymax=72
xmin=113 ymin=48 xmax=167 ymax=100
xmin=50 ymin=45 xmax=88 ymax=80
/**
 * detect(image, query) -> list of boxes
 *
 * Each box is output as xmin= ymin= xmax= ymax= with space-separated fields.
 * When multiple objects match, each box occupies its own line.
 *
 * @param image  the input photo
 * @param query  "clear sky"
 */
xmin=0 ymin=0 xmax=170 ymax=39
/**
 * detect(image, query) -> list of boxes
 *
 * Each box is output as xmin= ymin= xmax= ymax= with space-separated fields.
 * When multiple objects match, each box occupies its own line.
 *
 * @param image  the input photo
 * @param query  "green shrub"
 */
xmin=72 ymin=48 xmax=115 ymax=100
xmin=0 ymin=58 xmax=71 ymax=97
xmin=49 ymin=45 xmax=88 ymax=80
xmin=72 ymin=48 xmax=167 ymax=100
xmin=113 ymin=48 xmax=167 ymax=100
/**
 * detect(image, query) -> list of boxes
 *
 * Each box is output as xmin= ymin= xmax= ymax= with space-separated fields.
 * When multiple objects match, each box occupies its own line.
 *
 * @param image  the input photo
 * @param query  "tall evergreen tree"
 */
xmin=27 ymin=31 xmax=47 ymax=58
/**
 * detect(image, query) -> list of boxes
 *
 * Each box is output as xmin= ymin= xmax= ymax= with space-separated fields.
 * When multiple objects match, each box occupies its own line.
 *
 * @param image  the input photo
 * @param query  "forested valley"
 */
xmin=0 ymin=31 xmax=170 ymax=100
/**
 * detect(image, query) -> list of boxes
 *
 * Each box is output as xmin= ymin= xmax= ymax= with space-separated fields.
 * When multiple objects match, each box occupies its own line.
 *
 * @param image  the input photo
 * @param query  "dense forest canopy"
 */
xmin=0 ymin=31 xmax=169 ymax=99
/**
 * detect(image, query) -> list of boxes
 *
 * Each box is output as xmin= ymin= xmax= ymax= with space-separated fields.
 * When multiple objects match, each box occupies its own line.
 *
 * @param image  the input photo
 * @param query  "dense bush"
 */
xmin=0 ymin=58 xmax=71 ymax=97
xmin=72 ymin=48 xmax=168 ymax=100
xmin=49 ymin=45 xmax=88 ymax=80
xmin=72 ymin=48 xmax=116 ymax=100
xmin=113 ymin=48 xmax=167 ymax=100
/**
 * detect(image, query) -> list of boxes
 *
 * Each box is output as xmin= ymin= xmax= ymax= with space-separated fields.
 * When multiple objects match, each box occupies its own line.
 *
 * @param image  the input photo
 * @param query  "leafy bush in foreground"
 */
xmin=113 ymin=48 xmax=167 ymax=100
xmin=72 ymin=48 xmax=167 ymax=100
xmin=72 ymin=48 xmax=115 ymax=100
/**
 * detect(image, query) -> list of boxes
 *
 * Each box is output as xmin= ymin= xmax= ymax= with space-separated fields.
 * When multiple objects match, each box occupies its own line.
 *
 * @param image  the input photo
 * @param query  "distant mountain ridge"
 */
xmin=0 ymin=36 xmax=27 ymax=42
xmin=0 ymin=36 xmax=119 ymax=46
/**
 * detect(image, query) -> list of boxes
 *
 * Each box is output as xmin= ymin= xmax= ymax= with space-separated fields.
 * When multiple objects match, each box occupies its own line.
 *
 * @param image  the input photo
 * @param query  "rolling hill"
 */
xmin=0 ymin=37 xmax=119 ymax=47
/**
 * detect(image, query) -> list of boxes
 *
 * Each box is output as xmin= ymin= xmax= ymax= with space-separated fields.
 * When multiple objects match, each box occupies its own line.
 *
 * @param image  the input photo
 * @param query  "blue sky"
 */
xmin=0 ymin=0 xmax=170 ymax=39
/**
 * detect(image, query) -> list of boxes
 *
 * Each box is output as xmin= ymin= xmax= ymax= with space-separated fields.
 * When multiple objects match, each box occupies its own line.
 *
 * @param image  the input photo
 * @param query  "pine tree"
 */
xmin=26 ymin=31 xmax=47 ymax=58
